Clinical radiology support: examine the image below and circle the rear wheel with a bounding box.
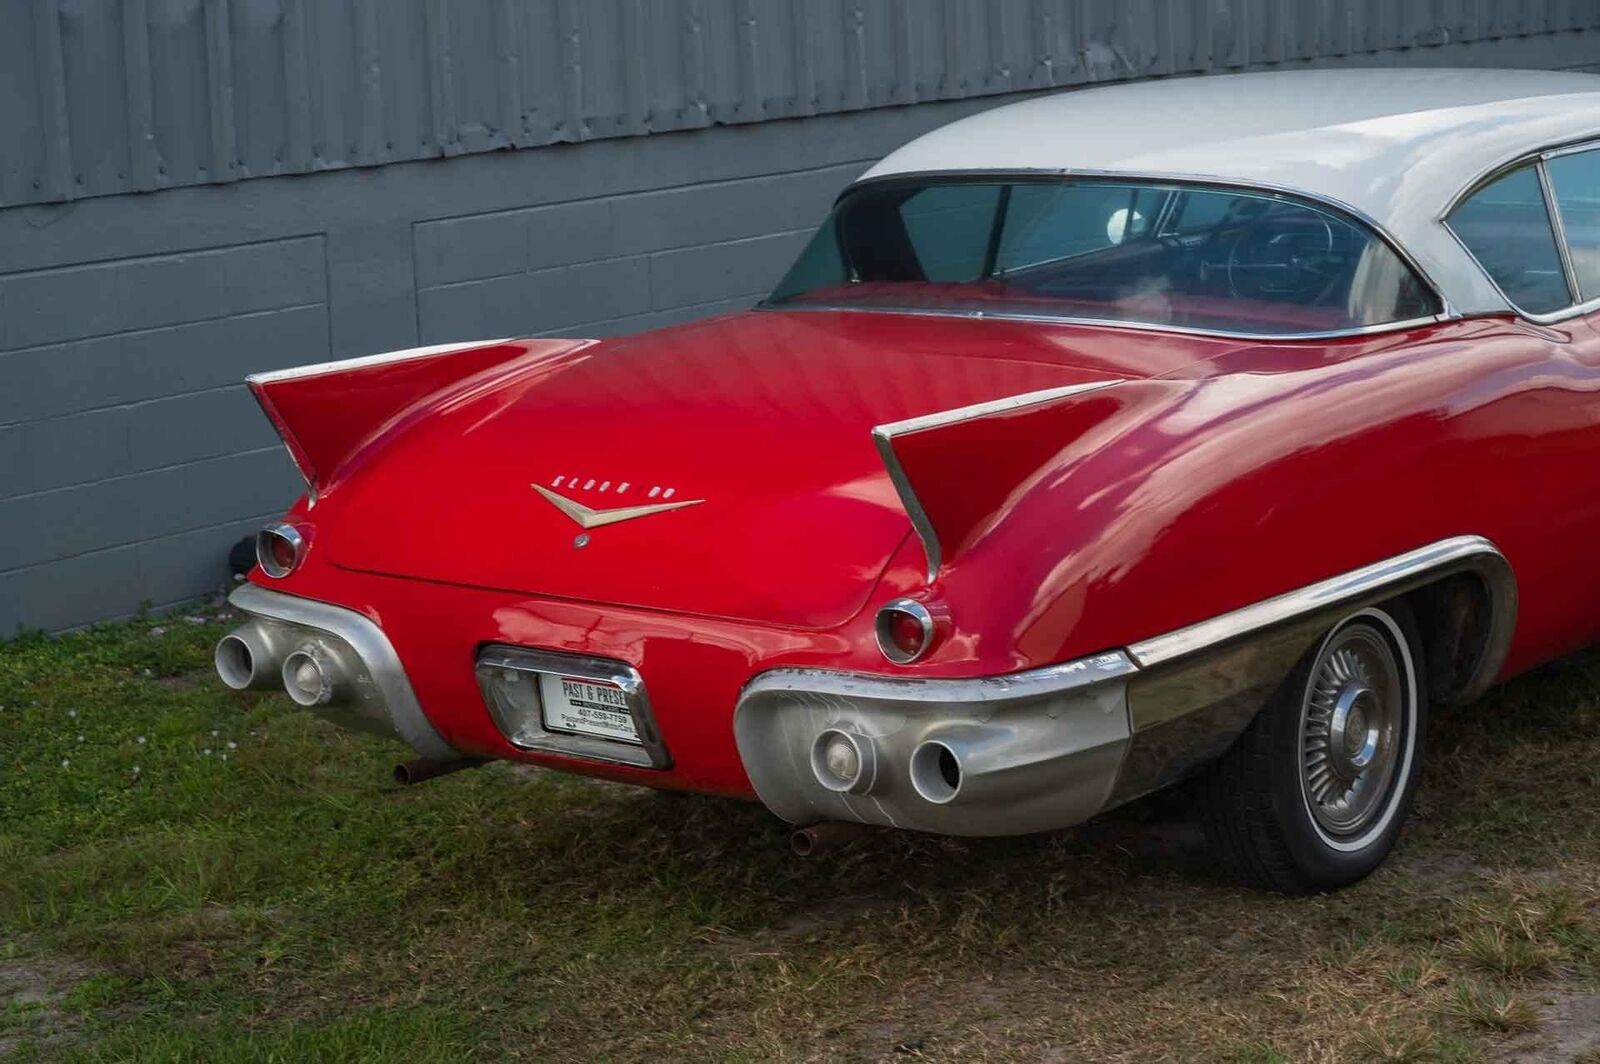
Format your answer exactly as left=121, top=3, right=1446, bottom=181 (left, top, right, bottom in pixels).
left=1198, top=603, right=1426, bottom=893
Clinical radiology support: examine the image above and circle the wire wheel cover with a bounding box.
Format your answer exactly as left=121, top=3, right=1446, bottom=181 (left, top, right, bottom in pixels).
left=1299, top=622, right=1407, bottom=839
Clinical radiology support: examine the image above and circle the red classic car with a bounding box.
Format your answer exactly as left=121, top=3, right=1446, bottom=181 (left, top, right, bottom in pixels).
left=215, top=68, right=1600, bottom=893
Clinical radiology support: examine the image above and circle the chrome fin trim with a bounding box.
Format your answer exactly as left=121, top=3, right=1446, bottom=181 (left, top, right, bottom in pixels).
left=870, top=379, right=1124, bottom=582
left=246, top=338, right=517, bottom=386
left=228, top=583, right=455, bottom=761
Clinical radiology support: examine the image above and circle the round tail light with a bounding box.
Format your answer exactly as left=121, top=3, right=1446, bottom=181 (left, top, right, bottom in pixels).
left=875, top=598, right=938, bottom=664
left=255, top=523, right=306, bottom=579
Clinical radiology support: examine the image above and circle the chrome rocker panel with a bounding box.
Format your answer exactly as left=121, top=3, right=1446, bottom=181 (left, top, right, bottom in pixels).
left=226, top=583, right=456, bottom=761
left=734, top=535, right=1515, bottom=836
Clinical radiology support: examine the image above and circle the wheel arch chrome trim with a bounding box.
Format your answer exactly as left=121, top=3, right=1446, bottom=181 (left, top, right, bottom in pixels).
left=1128, top=534, right=1516, bottom=700
left=228, top=582, right=456, bottom=760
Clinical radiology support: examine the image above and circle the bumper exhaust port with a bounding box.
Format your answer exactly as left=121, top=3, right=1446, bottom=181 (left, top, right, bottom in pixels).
left=810, top=727, right=878, bottom=795
left=214, top=620, right=291, bottom=691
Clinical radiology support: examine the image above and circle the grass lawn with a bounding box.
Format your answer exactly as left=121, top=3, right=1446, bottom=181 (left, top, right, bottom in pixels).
left=2, top=601, right=1598, bottom=1062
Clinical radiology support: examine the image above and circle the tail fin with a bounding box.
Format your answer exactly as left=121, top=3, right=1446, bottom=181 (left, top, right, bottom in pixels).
left=872, top=380, right=1130, bottom=580
left=248, top=337, right=591, bottom=494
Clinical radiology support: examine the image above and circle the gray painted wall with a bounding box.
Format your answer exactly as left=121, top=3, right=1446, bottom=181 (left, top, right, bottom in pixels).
left=3, top=3, right=1599, bottom=633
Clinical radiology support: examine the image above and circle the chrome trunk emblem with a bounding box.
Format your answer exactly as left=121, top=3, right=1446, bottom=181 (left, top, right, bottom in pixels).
left=531, top=484, right=703, bottom=530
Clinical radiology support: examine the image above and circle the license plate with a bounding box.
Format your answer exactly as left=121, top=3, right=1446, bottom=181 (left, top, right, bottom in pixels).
left=539, top=674, right=640, bottom=744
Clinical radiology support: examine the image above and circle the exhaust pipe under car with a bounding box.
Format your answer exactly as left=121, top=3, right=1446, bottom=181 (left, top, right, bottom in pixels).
left=789, top=821, right=873, bottom=856
left=393, top=757, right=486, bottom=786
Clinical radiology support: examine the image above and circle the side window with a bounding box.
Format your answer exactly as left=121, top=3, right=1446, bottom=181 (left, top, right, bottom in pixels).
left=1545, top=148, right=1600, bottom=303
left=1446, top=164, right=1572, bottom=315
left=898, top=185, right=1001, bottom=282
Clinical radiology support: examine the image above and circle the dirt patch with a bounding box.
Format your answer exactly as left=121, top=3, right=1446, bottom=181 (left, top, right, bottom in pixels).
left=1493, top=991, right=1600, bottom=1063
left=0, top=956, right=93, bottom=1057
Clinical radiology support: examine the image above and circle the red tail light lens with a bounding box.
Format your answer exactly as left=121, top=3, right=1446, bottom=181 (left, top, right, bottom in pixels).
left=255, top=523, right=307, bottom=578
left=875, top=598, right=938, bottom=664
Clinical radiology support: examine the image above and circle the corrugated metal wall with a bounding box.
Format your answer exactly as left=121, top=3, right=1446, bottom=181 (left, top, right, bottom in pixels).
left=7, top=0, right=1600, bottom=208
left=3, top=1, right=1599, bottom=633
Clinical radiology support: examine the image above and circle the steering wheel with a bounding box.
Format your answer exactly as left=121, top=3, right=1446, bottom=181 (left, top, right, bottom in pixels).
left=1225, top=214, right=1339, bottom=303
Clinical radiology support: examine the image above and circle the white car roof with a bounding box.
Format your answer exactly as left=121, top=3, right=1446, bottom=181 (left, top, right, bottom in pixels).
left=860, top=68, right=1600, bottom=318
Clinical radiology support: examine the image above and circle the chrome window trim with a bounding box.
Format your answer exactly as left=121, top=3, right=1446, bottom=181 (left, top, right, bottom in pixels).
left=763, top=302, right=1446, bottom=343
left=1536, top=160, right=1582, bottom=305
left=870, top=380, right=1123, bottom=581
left=229, top=583, right=456, bottom=761
left=805, top=167, right=1457, bottom=323
left=475, top=645, right=671, bottom=770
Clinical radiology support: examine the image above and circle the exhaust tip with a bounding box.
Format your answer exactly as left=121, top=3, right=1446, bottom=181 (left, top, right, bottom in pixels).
left=909, top=739, right=963, bottom=804
left=789, top=821, right=870, bottom=857
left=281, top=647, right=335, bottom=707
left=214, top=633, right=258, bottom=690
left=393, top=758, right=487, bottom=786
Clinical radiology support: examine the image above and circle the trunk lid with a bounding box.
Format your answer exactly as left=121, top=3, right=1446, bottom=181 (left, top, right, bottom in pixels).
left=323, top=310, right=1211, bottom=627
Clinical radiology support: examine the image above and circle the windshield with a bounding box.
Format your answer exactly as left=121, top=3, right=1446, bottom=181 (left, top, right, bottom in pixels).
left=767, top=178, right=1440, bottom=336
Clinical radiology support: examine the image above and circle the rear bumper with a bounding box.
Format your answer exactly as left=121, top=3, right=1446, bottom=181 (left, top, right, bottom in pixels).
left=218, top=583, right=456, bottom=761
left=734, top=653, right=1137, bottom=836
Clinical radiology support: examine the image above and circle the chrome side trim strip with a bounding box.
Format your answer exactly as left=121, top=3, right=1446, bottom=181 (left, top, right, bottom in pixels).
left=229, top=583, right=456, bottom=761
left=247, top=338, right=516, bottom=385
left=871, top=379, right=1123, bottom=580
left=1128, top=535, right=1511, bottom=671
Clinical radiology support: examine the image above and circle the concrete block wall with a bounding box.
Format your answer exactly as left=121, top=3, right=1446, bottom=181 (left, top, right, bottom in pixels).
left=0, top=99, right=950, bottom=633
left=3, top=27, right=1600, bottom=632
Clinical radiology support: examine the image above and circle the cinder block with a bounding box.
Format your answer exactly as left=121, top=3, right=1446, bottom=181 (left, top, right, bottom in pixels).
left=415, top=212, right=533, bottom=288
left=416, top=273, right=534, bottom=343
left=610, top=165, right=849, bottom=255
left=134, top=448, right=303, bottom=543
left=0, top=473, right=147, bottom=571
left=0, top=407, right=133, bottom=496
left=0, top=262, right=122, bottom=349
left=128, top=387, right=280, bottom=472
left=0, top=304, right=330, bottom=424
left=526, top=200, right=617, bottom=271
left=118, top=252, right=232, bottom=333
left=525, top=256, right=652, bottom=331
left=223, top=237, right=328, bottom=313
left=136, top=513, right=278, bottom=607
left=648, top=230, right=810, bottom=309
left=0, top=546, right=142, bottom=635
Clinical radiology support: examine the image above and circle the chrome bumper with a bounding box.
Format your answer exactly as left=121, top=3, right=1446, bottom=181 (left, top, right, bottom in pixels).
left=735, top=535, right=1517, bottom=837
left=217, top=584, right=455, bottom=761
left=734, top=653, right=1137, bottom=836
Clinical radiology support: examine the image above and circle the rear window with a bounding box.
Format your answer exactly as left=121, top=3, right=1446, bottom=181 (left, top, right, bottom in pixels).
left=767, top=178, right=1440, bottom=336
